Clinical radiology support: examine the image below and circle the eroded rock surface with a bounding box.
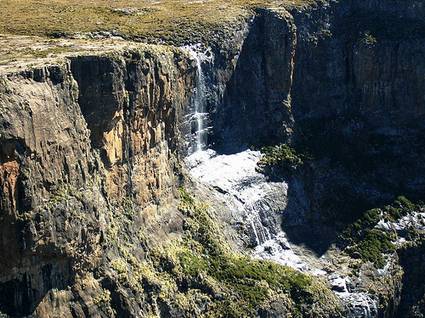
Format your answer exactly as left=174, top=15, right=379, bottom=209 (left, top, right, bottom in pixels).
left=0, top=46, right=195, bottom=316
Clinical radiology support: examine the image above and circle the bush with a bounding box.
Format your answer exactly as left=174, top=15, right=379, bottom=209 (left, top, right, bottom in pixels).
left=350, top=229, right=395, bottom=268
left=258, top=144, right=306, bottom=172
left=343, top=196, right=418, bottom=267
left=361, top=31, right=378, bottom=46
left=386, top=196, right=417, bottom=221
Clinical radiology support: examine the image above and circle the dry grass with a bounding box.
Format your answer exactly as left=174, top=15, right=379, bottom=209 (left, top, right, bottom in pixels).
left=0, top=0, right=314, bottom=69
left=0, top=0, right=313, bottom=44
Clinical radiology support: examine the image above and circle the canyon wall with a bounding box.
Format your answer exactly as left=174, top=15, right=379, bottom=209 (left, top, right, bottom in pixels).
left=1, top=0, right=425, bottom=316
left=208, top=1, right=425, bottom=316
left=0, top=48, right=194, bottom=316
left=288, top=0, right=425, bottom=225
left=211, top=8, right=296, bottom=151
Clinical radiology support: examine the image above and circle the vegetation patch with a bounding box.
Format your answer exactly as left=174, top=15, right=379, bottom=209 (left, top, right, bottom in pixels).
left=105, top=188, right=341, bottom=317
left=342, top=196, right=420, bottom=267
left=349, top=230, right=395, bottom=268
left=360, top=31, right=377, bottom=46
left=173, top=188, right=341, bottom=317
left=258, top=143, right=308, bottom=173
left=0, top=0, right=314, bottom=47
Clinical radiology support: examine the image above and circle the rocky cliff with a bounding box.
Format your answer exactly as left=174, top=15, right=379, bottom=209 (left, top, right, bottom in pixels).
left=1, top=0, right=425, bottom=317
left=0, top=46, right=196, bottom=316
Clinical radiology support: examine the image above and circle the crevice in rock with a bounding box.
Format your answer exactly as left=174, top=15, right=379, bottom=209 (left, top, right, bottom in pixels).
left=0, top=258, right=73, bottom=317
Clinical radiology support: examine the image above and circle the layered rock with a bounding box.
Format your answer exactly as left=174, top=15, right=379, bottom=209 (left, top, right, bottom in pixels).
left=0, top=47, right=194, bottom=316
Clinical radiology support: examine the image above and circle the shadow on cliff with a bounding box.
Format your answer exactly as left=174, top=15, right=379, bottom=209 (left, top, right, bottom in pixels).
left=210, top=8, right=294, bottom=155
left=396, top=240, right=425, bottom=317
left=208, top=8, right=338, bottom=255
left=275, top=114, right=425, bottom=256
left=265, top=169, right=341, bottom=256
left=0, top=254, right=73, bottom=317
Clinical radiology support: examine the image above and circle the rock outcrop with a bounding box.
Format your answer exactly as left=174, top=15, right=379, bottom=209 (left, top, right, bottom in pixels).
left=0, top=47, right=194, bottom=316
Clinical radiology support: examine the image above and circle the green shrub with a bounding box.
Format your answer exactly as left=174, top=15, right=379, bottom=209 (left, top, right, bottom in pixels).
left=350, top=230, right=395, bottom=268
left=386, top=196, right=417, bottom=221
left=258, top=144, right=306, bottom=172
left=343, top=196, right=419, bottom=267
left=361, top=31, right=378, bottom=46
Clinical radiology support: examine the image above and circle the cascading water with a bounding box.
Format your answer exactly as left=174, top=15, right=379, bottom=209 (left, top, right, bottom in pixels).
left=183, top=44, right=380, bottom=318
left=183, top=44, right=212, bottom=154
left=184, top=45, right=291, bottom=250
left=187, top=149, right=287, bottom=247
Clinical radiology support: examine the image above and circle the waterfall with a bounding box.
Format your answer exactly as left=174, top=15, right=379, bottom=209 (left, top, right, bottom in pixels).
left=187, top=149, right=285, bottom=245
left=183, top=46, right=383, bottom=318
left=187, top=147, right=381, bottom=317
left=192, top=53, right=207, bottom=152
left=183, top=52, right=381, bottom=318
left=183, top=44, right=212, bottom=154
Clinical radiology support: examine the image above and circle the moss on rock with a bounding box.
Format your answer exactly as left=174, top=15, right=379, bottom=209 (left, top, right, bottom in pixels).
left=105, top=188, right=342, bottom=317
left=342, top=196, right=420, bottom=267
left=258, top=144, right=308, bottom=173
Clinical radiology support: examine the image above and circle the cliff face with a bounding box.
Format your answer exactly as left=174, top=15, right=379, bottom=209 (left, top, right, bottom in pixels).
left=284, top=2, right=425, bottom=314
left=1, top=0, right=425, bottom=317
left=0, top=63, right=98, bottom=316
left=211, top=8, right=296, bottom=151
left=206, top=1, right=425, bottom=316
left=397, top=241, right=425, bottom=317
left=285, top=0, right=425, bottom=228
left=70, top=51, right=193, bottom=206
left=0, top=48, right=194, bottom=316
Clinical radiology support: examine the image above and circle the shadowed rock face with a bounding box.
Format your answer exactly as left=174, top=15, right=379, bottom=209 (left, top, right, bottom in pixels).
left=288, top=0, right=425, bottom=229
left=209, top=0, right=425, bottom=231
left=0, top=1, right=425, bottom=317
left=211, top=8, right=296, bottom=152
left=397, top=241, right=425, bottom=318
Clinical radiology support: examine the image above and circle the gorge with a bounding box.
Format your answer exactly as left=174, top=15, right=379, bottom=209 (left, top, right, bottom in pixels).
left=1, top=0, right=425, bottom=317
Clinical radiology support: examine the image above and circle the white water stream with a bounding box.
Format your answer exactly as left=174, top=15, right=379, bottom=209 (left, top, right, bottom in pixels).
left=184, top=45, right=381, bottom=318
left=183, top=44, right=212, bottom=153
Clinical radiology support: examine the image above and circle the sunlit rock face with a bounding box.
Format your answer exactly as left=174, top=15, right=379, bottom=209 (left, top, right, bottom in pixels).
left=0, top=48, right=195, bottom=316
left=70, top=52, right=194, bottom=206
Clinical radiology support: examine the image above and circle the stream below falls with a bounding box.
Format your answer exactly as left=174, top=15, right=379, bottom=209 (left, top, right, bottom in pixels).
left=183, top=45, right=380, bottom=318
left=185, top=148, right=379, bottom=318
